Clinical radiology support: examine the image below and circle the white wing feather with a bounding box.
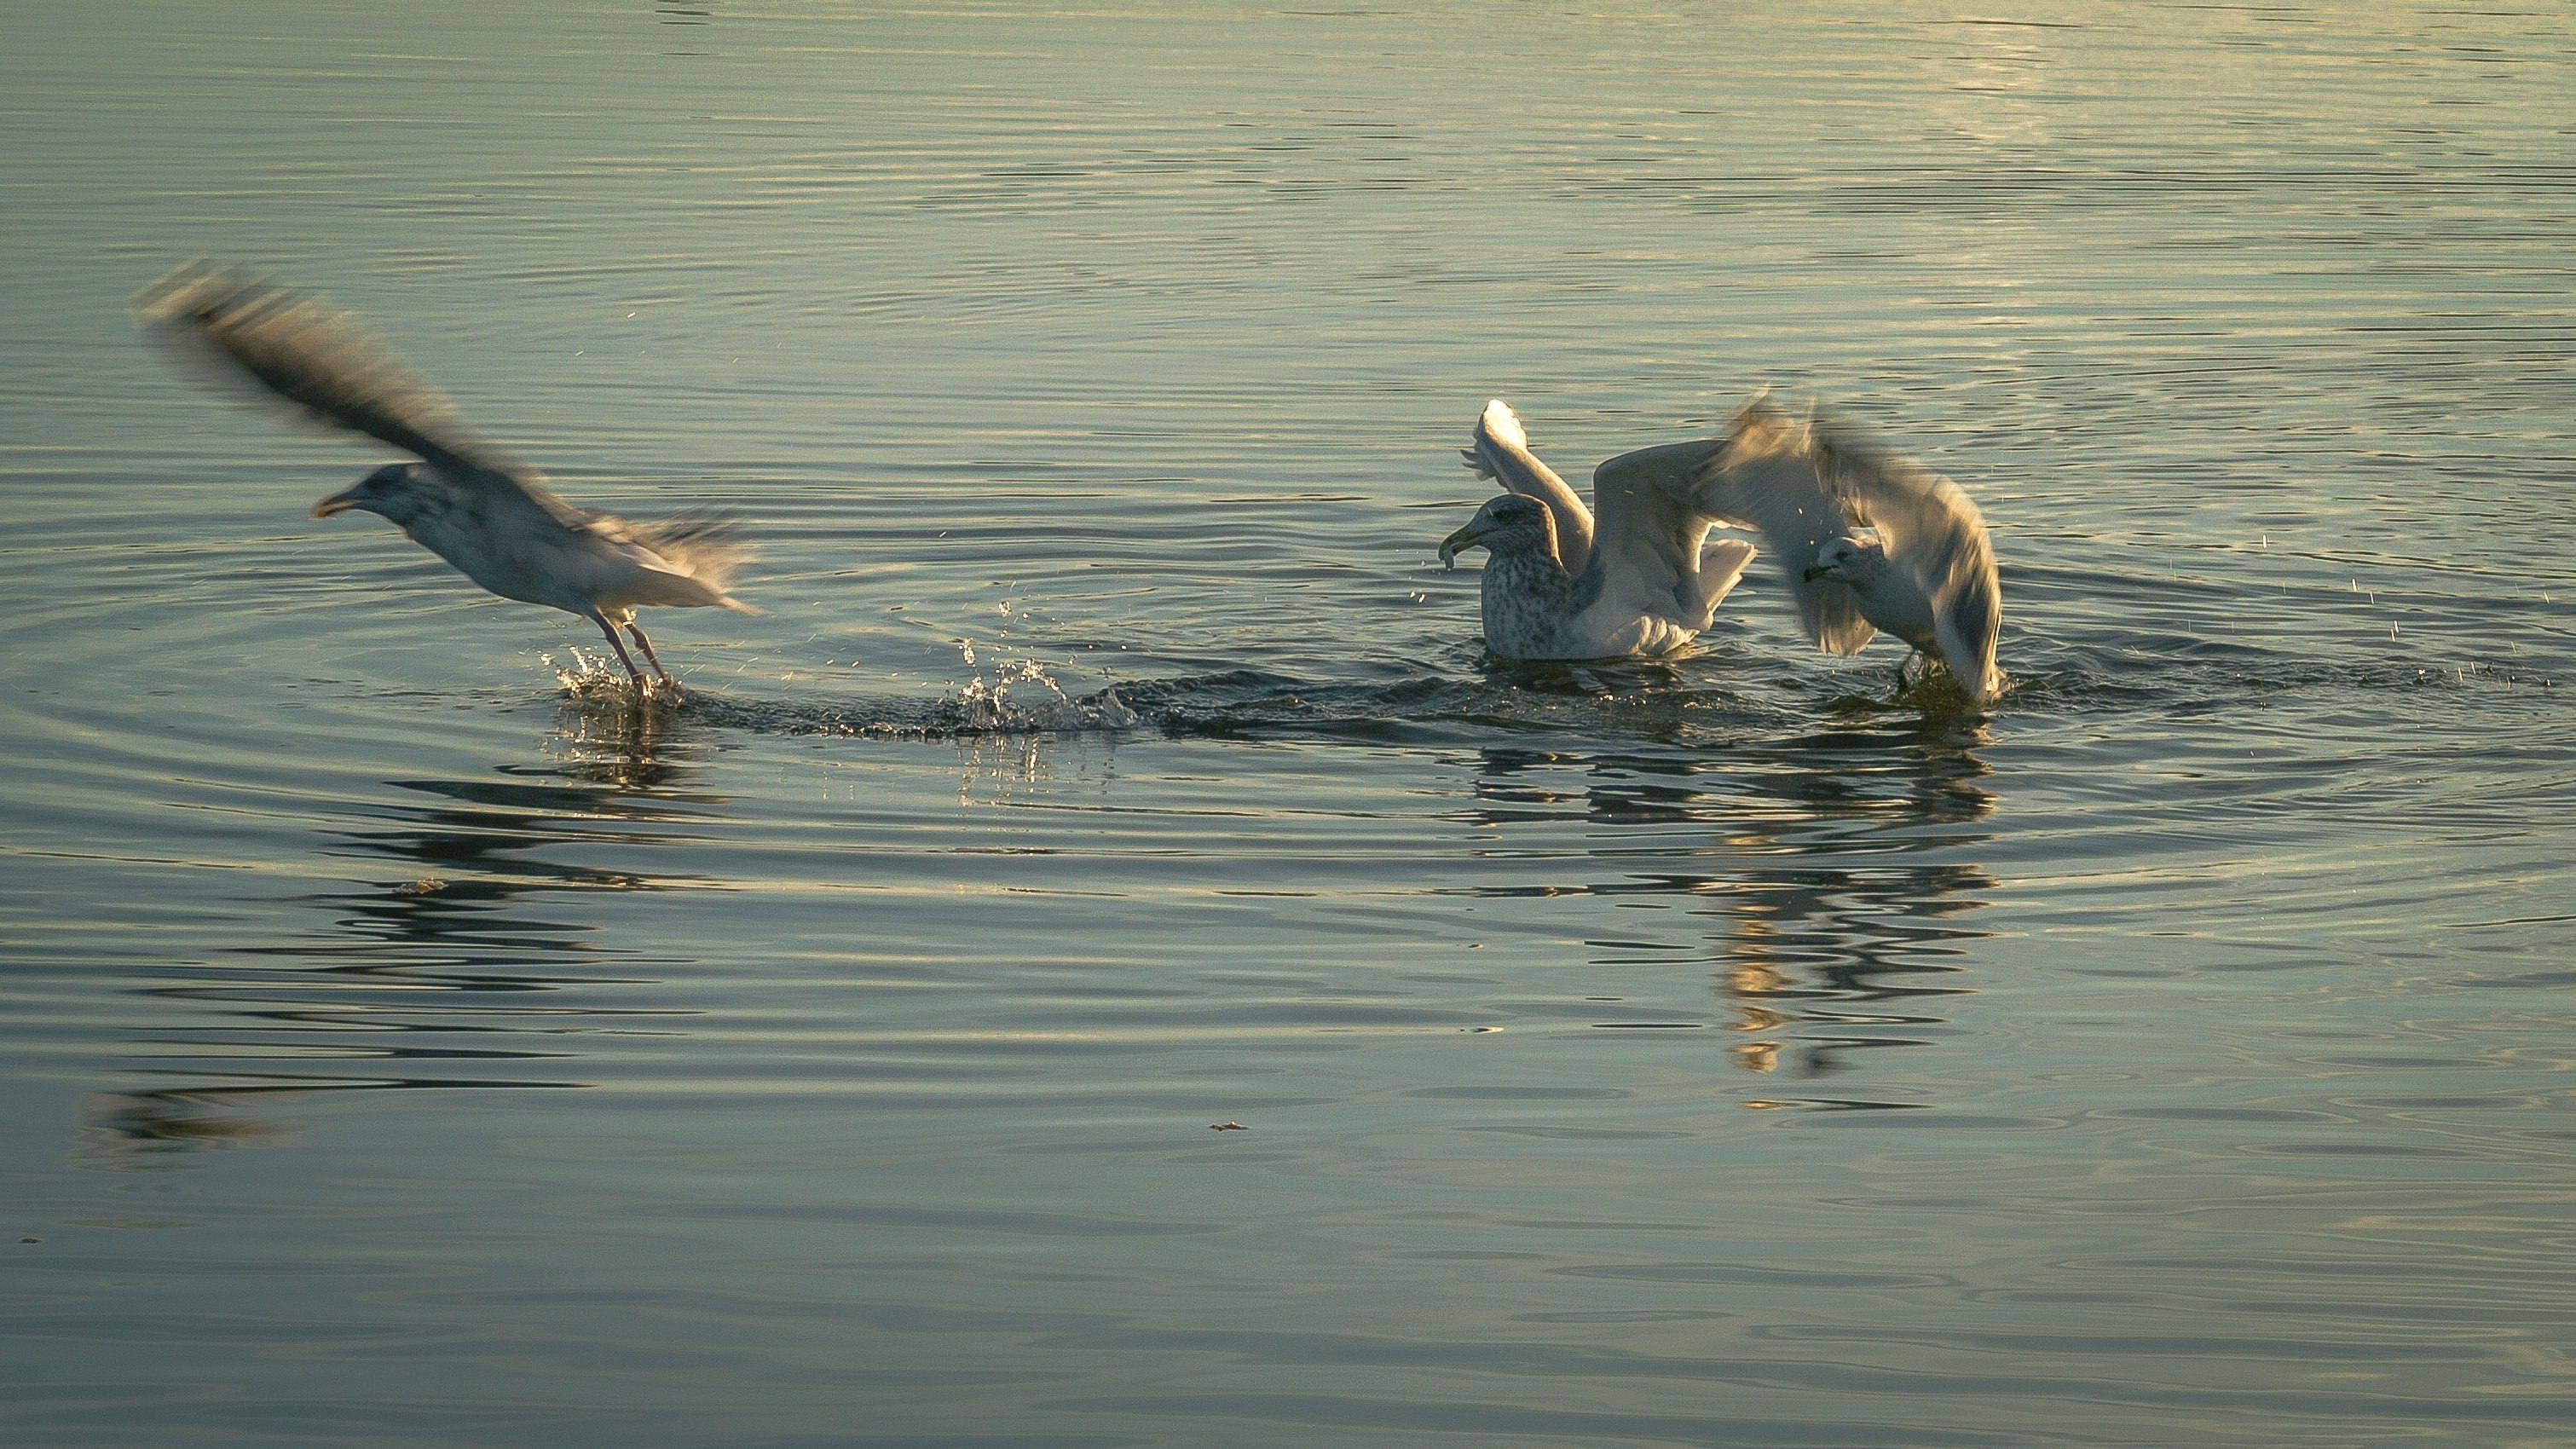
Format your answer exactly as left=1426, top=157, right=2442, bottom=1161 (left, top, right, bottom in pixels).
left=1808, top=413, right=2001, bottom=697
left=1462, top=400, right=1595, bottom=578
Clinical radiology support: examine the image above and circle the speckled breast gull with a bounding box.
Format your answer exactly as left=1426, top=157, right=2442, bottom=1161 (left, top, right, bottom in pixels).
left=1439, top=400, right=1758, bottom=660
left=135, top=262, right=754, bottom=698
left=1441, top=395, right=2001, bottom=701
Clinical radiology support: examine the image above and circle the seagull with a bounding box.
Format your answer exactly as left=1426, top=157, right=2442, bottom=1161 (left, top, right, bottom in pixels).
left=1713, top=394, right=2001, bottom=702
left=1441, top=395, right=2001, bottom=701
left=1438, top=400, right=1758, bottom=660
left=134, top=262, right=754, bottom=697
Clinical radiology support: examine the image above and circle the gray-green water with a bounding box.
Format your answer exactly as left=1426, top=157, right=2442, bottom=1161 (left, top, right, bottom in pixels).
left=6, top=3, right=2574, bottom=1444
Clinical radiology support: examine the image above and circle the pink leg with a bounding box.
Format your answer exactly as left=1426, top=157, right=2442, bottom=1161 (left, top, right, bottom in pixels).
left=624, top=621, right=684, bottom=696
left=592, top=615, right=648, bottom=691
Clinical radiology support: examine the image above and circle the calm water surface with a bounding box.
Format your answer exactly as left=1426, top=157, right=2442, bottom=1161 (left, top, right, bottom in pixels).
left=5, top=3, right=2574, bottom=1444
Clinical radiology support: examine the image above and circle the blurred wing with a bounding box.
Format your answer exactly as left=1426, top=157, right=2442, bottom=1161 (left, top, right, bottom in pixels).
left=134, top=261, right=587, bottom=532
left=1809, top=411, right=2001, bottom=696
left=619, top=508, right=759, bottom=610
left=1585, top=436, right=1727, bottom=626
left=1684, top=395, right=1875, bottom=655
left=1462, top=400, right=1594, bottom=577
left=1933, top=572, right=2001, bottom=701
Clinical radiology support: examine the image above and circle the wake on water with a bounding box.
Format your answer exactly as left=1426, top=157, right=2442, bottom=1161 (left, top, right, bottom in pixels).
left=551, top=646, right=1144, bottom=737
left=541, top=590, right=2557, bottom=753
left=543, top=643, right=1978, bottom=754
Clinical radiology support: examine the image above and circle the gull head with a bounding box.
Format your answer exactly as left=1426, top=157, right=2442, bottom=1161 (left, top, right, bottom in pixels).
left=1440, top=494, right=1556, bottom=569
left=314, top=462, right=439, bottom=526
left=1802, top=536, right=1886, bottom=586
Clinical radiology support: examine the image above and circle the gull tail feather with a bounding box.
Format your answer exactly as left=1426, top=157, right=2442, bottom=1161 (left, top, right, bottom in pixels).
left=628, top=509, right=761, bottom=612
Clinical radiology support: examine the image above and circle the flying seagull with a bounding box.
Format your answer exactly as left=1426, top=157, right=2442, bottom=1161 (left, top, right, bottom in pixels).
left=134, top=262, right=754, bottom=697
left=1440, top=395, right=2001, bottom=701
left=1438, top=400, right=1758, bottom=660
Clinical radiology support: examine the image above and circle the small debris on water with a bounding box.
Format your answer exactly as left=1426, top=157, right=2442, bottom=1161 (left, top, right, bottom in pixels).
left=396, top=879, right=447, bottom=897
left=1209, top=1121, right=1247, bottom=1132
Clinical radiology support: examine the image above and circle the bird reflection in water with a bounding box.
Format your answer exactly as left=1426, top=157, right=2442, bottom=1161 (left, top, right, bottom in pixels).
left=1464, top=705, right=1995, bottom=1099
left=75, top=1087, right=297, bottom=1166
left=545, top=683, right=704, bottom=791
left=78, top=698, right=726, bottom=1164
left=952, top=727, right=1121, bottom=811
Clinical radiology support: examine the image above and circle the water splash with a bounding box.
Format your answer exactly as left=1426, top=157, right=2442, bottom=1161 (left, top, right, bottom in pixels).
left=546, top=648, right=684, bottom=707
left=610, top=654, right=1142, bottom=742
left=950, top=656, right=1139, bottom=732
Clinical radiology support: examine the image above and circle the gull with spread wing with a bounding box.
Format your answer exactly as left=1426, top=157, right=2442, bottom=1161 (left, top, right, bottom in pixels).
left=136, top=262, right=754, bottom=697
left=1438, top=395, right=2001, bottom=702
left=1438, top=400, right=1758, bottom=661
left=1709, top=394, right=2001, bottom=702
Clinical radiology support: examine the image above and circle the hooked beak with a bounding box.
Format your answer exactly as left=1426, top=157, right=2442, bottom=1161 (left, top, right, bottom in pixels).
left=1439, top=522, right=1492, bottom=570
left=1801, top=563, right=1834, bottom=582
left=312, top=486, right=363, bottom=519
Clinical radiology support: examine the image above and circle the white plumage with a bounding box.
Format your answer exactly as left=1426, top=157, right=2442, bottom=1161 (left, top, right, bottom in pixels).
left=1715, top=395, right=2003, bottom=702
left=1441, top=395, right=2003, bottom=701
left=1440, top=401, right=1757, bottom=661
left=136, top=262, right=754, bottom=697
